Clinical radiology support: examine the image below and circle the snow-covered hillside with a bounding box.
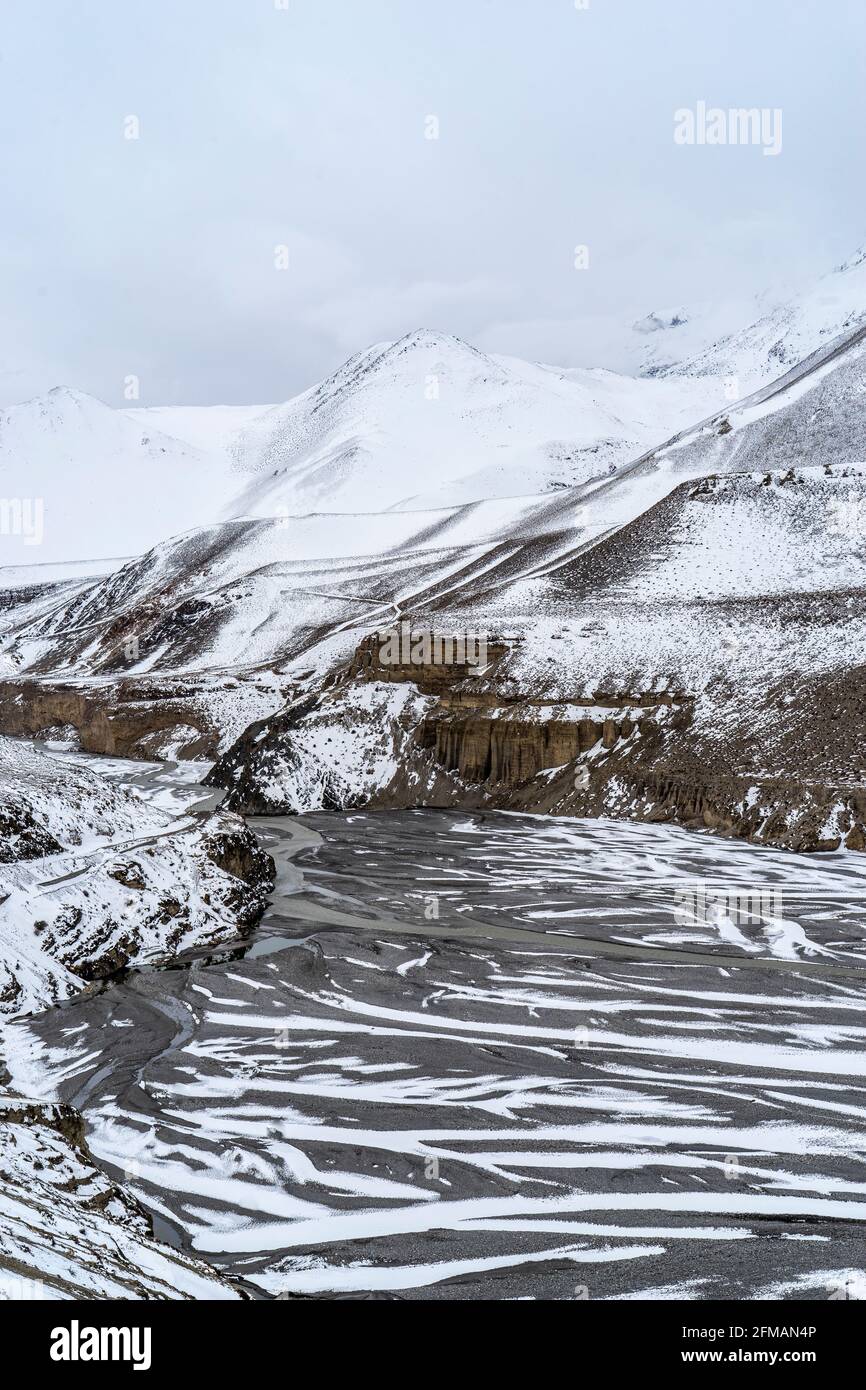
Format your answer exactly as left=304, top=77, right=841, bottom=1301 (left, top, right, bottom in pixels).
left=4, top=239, right=866, bottom=744
left=125, top=403, right=273, bottom=456
left=0, top=338, right=723, bottom=568
left=0, top=1098, right=242, bottom=1300
left=5, top=241, right=866, bottom=576
left=6, top=313, right=866, bottom=687
left=670, top=246, right=866, bottom=392
left=223, top=330, right=723, bottom=516
left=0, top=388, right=242, bottom=566
left=0, top=737, right=273, bottom=1015
left=627, top=320, right=866, bottom=488
left=627, top=295, right=774, bottom=379
left=0, top=497, right=552, bottom=677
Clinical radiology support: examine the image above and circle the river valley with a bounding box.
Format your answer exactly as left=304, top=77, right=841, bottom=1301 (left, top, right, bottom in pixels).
left=5, top=746, right=866, bottom=1301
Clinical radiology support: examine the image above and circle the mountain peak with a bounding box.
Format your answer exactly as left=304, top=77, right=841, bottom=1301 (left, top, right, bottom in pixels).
left=4, top=385, right=115, bottom=424
left=371, top=329, right=492, bottom=369
left=632, top=309, right=690, bottom=337
left=834, top=244, right=866, bottom=275
left=387, top=328, right=478, bottom=354
left=46, top=384, right=90, bottom=400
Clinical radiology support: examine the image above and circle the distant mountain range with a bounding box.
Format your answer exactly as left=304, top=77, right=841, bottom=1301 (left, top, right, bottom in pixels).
left=3, top=240, right=864, bottom=569
left=627, top=244, right=866, bottom=387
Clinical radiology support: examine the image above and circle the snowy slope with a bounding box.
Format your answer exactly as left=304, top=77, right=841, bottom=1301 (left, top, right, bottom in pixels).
left=0, top=343, right=723, bottom=567
left=0, top=1100, right=241, bottom=1300
left=0, top=557, right=124, bottom=591
left=625, top=321, right=866, bottom=488
left=626, top=295, right=776, bottom=379
left=0, top=736, right=272, bottom=1015
left=0, top=495, right=557, bottom=677
left=224, top=330, right=723, bottom=517
left=8, top=315, right=866, bottom=686
left=5, top=243, right=866, bottom=690
left=0, top=558, right=128, bottom=656
left=556, top=464, right=866, bottom=610
left=0, top=388, right=242, bottom=566
left=125, top=402, right=273, bottom=455
left=4, top=242, right=865, bottom=575
left=672, top=246, right=866, bottom=392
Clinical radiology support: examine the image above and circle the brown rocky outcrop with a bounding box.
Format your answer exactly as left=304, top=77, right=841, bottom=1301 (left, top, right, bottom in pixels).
left=0, top=801, right=64, bottom=862
left=0, top=677, right=218, bottom=758
left=198, top=812, right=277, bottom=925
left=0, top=1099, right=87, bottom=1151
left=207, top=625, right=866, bottom=855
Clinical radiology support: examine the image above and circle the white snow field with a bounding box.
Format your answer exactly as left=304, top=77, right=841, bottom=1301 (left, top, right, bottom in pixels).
left=0, top=333, right=722, bottom=565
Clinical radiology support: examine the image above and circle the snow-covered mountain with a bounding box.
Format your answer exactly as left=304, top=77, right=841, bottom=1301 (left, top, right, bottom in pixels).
left=669, top=246, right=866, bottom=392
left=627, top=296, right=772, bottom=379
left=5, top=241, right=866, bottom=575
left=223, top=330, right=723, bottom=517
left=4, top=240, right=866, bottom=696
left=0, top=388, right=246, bottom=565
left=7, top=284, right=866, bottom=686
left=0, top=339, right=722, bottom=569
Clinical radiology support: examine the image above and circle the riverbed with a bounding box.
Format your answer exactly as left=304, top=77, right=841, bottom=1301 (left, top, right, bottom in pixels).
left=7, top=748, right=866, bottom=1300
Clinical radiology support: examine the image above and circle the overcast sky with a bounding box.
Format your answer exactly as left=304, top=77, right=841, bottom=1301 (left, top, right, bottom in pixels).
left=1, top=0, right=864, bottom=407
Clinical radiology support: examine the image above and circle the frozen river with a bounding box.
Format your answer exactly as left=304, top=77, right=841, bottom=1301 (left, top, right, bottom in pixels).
left=8, top=750, right=866, bottom=1300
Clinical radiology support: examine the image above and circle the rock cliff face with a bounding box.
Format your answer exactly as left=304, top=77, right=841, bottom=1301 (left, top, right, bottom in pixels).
left=196, top=813, right=277, bottom=920
left=415, top=695, right=685, bottom=785
left=3, top=458, right=865, bottom=855
left=209, top=624, right=866, bottom=855
left=0, top=677, right=215, bottom=757
left=0, top=675, right=286, bottom=760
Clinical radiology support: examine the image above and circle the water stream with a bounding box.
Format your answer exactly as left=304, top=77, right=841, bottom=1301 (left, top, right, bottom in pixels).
left=7, top=746, right=866, bottom=1300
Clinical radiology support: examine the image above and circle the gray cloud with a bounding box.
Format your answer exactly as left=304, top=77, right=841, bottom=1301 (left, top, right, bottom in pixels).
left=0, top=0, right=863, bottom=406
